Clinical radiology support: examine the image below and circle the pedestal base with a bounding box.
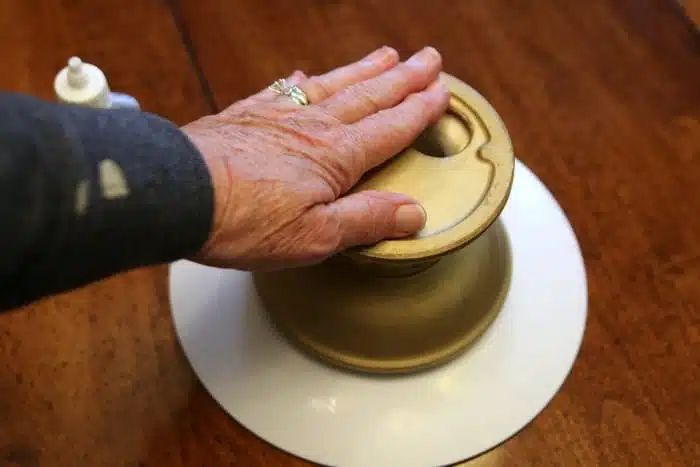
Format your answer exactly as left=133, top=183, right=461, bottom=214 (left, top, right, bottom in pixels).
left=254, top=216, right=511, bottom=374
left=169, top=160, right=588, bottom=467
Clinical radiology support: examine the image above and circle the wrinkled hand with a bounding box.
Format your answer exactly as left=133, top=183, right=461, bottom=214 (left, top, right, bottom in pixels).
left=183, top=46, right=449, bottom=270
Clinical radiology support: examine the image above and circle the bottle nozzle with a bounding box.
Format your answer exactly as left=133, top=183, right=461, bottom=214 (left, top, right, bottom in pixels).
left=66, top=56, right=88, bottom=88
left=55, top=55, right=139, bottom=110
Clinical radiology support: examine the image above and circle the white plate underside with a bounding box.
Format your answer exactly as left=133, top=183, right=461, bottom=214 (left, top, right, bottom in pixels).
left=169, top=160, right=588, bottom=467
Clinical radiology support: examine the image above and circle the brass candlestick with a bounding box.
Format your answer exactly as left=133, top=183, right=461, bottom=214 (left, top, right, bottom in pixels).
left=254, top=73, right=515, bottom=374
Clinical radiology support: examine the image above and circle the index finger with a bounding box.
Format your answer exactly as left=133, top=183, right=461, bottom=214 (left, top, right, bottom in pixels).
left=348, top=78, right=450, bottom=173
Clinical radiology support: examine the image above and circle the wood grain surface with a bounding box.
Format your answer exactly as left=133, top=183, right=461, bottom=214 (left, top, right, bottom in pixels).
left=681, top=0, right=700, bottom=26
left=1, top=0, right=699, bottom=466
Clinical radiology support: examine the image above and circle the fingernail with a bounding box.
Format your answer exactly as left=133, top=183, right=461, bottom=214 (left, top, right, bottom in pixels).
left=394, top=204, right=427, bottom=235
left=366, top=46, right=396, bottom=62
left=431, top=79, right=450, bottom=98
left=407, top=46, right=439, bottom=66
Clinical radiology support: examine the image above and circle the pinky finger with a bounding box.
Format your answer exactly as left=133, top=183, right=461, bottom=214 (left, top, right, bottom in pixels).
left=348, top=79, right=450, bottom=173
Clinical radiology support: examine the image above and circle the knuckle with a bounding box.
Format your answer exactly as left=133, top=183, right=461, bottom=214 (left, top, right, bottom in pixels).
left=328, top=126, right=358, bottom=155
left=324, top=128, right=364, bottom=183
left=307, top=75, right=332, bottom=101
left=278, top=211, right=343, bottom=263
left=345, top=83, right=381, bottom=114
left=311, top=214, right=344, bottom=256
left=361, top=196, right=386, bottom=242
left=339, top=127, right=367, bottom=163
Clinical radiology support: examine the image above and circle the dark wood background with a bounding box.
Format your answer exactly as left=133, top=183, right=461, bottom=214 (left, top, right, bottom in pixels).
left=1, top=1, right=698, bottom=466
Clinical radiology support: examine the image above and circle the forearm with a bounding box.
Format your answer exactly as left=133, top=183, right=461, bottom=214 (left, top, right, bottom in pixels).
left=0, top=92, right=214, bottom=311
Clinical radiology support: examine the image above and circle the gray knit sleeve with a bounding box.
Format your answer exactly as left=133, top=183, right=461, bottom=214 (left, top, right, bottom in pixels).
left=0, top=92, right=214, bottom=311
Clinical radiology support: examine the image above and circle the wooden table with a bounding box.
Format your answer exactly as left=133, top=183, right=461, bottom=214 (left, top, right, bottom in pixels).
left=1, top=1, right=698, bottom=465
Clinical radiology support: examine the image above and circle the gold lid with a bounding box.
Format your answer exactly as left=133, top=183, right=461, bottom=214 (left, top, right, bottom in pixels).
left=347, top=72, right=515, bottom=263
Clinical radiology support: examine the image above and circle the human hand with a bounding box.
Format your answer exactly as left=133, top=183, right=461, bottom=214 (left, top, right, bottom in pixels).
left=183, top=46, right=449, bottom=271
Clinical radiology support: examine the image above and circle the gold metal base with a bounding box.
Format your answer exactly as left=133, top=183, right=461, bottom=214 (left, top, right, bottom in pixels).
left=254, top=219, right=512, bottom=374
left=255, top=73, right=515, bottom=375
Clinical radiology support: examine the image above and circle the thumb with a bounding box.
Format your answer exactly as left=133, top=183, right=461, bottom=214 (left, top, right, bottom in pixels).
left=325, top=190, right=427, bottom=250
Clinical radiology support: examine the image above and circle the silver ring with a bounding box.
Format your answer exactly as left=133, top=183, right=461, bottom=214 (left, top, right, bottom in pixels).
left=268, top=78, right=309, bottom=106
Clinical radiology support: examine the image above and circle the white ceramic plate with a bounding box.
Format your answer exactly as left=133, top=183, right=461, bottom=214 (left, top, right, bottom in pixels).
left=169, top=160, right=588, bottom=467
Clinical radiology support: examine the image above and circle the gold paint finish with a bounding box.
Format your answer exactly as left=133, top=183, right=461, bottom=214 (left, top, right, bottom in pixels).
left=412, top=110, right=471, bottom=157
left=346, top=72, right=515, bottom=264
left=255, top=220, right=511, bottom=373
left=256, top=73, right=516, bottom=374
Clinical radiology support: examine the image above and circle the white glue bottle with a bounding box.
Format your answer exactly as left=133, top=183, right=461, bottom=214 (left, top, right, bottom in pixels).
left=53, top=56, right=141, bottom=110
